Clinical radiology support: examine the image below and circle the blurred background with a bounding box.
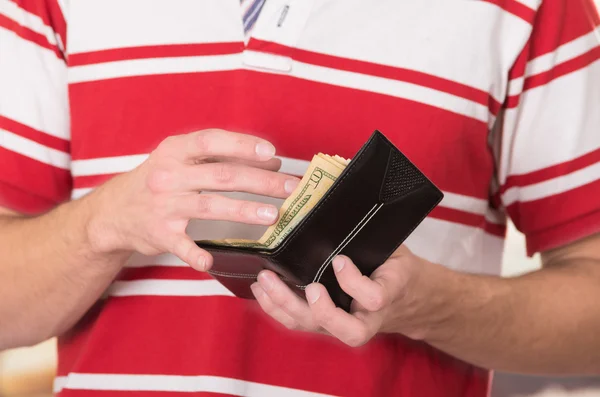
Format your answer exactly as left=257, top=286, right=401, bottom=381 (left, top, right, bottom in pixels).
left=1, top=0, right=599, bottom=395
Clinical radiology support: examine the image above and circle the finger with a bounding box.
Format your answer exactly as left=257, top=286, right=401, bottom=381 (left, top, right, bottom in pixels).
left=201, top=157, right=282, bottom=172
left=170, top=235, right=213, bottom=272
left=181, top=162, right=300, bottom=198
left=251, top=283, right=301, bottom=330
left=159, top=129, right=278, bottom=162
left=305, top=283, right=378, bottom=347
left=257, top=270, right=319, bottom=330
left=177, top=194, right=280, bottom=225
left=331, top=256, right=390, bottom=312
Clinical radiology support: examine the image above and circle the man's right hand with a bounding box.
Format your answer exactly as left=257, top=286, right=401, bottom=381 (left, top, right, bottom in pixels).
left=85, top=129, right=300, bottom=271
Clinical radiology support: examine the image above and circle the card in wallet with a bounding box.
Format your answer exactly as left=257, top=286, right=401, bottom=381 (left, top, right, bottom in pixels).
left=196, top=130, right=443, bottom=312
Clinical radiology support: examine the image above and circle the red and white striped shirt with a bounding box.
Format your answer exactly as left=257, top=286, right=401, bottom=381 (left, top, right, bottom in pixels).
left=1, top=0, right=599, bottom=396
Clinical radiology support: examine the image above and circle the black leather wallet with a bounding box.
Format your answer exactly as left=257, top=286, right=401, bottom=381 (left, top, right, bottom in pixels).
left=196, top=131, right=443, bottom=311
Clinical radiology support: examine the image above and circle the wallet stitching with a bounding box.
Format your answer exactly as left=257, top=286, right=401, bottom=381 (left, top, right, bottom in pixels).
left=208, top=270, right=305, bottom=289
left=312, top=202, right=383, bottom=283
left=312, top=203, right=379, bottom=282
left=208, top=270, right=257, bottom=280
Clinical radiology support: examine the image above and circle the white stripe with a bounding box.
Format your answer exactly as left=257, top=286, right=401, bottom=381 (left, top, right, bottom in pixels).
left=498, top=62, right=600, bottom=180
left=53, top=374, right=335, bottom=396
left=278, top=156, right=310, bottom=176
left=107, top=279, right=234, bottom=297
left=71, top=187, right=92, bottom=200
left=511, top=0, right=539, bottom=9
left=522, top=27, right=600, bottom=79
left=507, top=76, right=524, bottom=97
left=286, top=56, right=490, bottom=123
left=1, top=129, right=70, bottom=169
left=67, top=1, right=243, bottom=54
left=405, top=217, right=504, bottom=276
left=502, top=161, right=600, bottom=205
left=440, top=191, right=488, bottom=216
left=68, top=54, right=242, bottom=84
left=54, top=376, right=68, bottom=393
left=0, top=27, right=70, bottom=141
left=71, top=154, right=147, bottom=176
left=0, top=1, right=59, bottom=47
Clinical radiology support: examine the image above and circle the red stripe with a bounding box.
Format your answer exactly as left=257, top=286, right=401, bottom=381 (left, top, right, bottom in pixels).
left=57, top=296, right=489, bottom=397
left=68, top=71, right=494, bottom=199
left=431, top=207, right=507, bottom=237
left=523, top=46, right=600, bottom=91
left=68, top=42, right=245, bottom=66
left=14, top=0, right=67, bottom=48
left=507, top=180, right=600, bottom=239
left=526, top=0, right=599, bottom=61
left=118, top=266, right=209, bottom=281
left=0, top=13, right=63, bottom=60
left=247, top=38, right=502, bottom=115
left=527, top=208, right=600, bottom=255
left=0, top=115, right=70, bottom=152
left=506, top=0, right=598, bottom=84
left=480, top=0, right=536, bottom=24
left=0, top=147, right=71, bottom=204
left=503, top=147, right=600, bottom=190
left=73, top=174, right=118, bottom=189
left=504, top=94, right=520, bottom=109
left=0, top=180, right=56, bottom=214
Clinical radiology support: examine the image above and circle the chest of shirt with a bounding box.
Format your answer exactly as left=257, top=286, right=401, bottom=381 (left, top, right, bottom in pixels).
left=65, top=0, right=533, bottom=199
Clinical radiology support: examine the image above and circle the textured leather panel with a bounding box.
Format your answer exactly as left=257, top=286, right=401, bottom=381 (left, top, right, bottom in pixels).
left=198, top=131, right=443, bottom=311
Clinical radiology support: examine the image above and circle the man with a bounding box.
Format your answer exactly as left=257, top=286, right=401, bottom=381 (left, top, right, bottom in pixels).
left=0, top=0, right=599, bottom=396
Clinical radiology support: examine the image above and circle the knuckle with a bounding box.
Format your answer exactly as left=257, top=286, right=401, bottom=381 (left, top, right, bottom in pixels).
left=283, top=319, right=299, bottom=330
left=195, top=195, right=214, bottom=216
left=146, top=168, right=175, bottom=193
left=157, top=135, right=177, bottom=151
left=230, top=200, right=252, bottom=220
left=345, top=329, right=370, bottom=347
left=315, top=312, right=332, bottom=328
left=211, top=163, right=236, bottom=185
left=195, top=131, right=212, bottom=153
left=262, top=174, right=281, bottom=194
left=368, top=289, right=387, bottom=311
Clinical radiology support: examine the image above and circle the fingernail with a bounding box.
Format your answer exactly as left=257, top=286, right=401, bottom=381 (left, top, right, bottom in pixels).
left=332, top=256, right=345, bottom=273
left=258, top=272, right=274, bottom=291
left=305, top=284, right=320, bottom=304
left=284, top=179, right=300, bottom=194
left=257, top=206, right=278, bottom=221
left=256, top=142, right=276, bottom=159
left=197, top=256, right=207, bottom=271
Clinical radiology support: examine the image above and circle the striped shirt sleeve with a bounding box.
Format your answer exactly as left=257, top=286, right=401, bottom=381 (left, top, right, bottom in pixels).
left=497, top=0, right=600, bottom=255
left=0, top=0, right=71, bottom=214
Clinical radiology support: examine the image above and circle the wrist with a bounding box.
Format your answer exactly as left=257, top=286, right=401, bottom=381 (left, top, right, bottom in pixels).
left=390, top=257, right=465, bottom=342
left=80, top=180, right=129, bottom=257
left=416, top=265, right=509, bottom=345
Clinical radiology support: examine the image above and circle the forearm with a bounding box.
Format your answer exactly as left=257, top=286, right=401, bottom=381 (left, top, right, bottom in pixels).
left=0, top=193, right=130, bottom=349
left=419, top=260, right=600, bottom=375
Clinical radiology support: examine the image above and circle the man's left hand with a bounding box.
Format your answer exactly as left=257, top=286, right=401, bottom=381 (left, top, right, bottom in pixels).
left=251, top=246, right=454, bottom=347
